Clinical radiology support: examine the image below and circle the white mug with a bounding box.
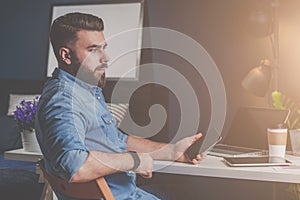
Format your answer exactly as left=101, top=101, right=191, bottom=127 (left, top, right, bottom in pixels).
left=267, top=128, right=288, bottom=158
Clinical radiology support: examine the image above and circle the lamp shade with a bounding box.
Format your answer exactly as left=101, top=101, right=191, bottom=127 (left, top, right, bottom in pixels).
left=242, top=59, right=272, bottom=97
left=247, top=8, right=273, bottom=37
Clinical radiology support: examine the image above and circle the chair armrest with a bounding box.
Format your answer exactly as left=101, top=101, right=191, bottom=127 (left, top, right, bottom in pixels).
left=37, top=159, right=115, bottom=200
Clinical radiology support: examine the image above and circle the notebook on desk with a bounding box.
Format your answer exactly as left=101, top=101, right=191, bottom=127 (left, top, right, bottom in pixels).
left=208, top=106, right=290, bottom=157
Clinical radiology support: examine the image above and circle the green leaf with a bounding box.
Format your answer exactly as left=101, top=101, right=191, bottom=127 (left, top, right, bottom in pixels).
left=272, top=91, right=285, bottom=110
left=271, top=91, right=300, bottom=129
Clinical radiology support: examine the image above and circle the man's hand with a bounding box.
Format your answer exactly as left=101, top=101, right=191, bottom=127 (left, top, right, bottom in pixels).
left=134, top=153, right=153, bottom=178
left=174, top=133, right=204, bottom=164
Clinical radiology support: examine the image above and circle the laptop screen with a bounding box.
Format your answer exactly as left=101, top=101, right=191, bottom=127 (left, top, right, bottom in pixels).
left=223, top=107, right=290, bottom=150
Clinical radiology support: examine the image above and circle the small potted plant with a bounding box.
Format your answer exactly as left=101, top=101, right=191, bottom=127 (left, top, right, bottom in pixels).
left=272, top=91, right=300, bottom=200
left=13, top=96, right=41, bottom=152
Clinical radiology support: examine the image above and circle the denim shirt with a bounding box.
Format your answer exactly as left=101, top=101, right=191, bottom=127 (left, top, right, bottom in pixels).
left=35, top=68, right=159, bottom=200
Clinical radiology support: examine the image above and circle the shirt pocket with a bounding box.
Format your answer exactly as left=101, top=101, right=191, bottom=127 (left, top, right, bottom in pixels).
left=101, top=112, right=115, bottom=126
left=101, top=112, right=119, bottom=142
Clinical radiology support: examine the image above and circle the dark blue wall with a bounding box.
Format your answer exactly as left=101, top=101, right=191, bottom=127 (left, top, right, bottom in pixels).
left=0, top=0, right=51, bottom=80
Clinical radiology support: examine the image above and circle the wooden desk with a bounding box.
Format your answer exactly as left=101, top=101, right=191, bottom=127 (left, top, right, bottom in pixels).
left=5, top=149, right=300, bottom=184
left=153, top=155, right=300, bottom=184
left=152, top=155, right=300, bottom=200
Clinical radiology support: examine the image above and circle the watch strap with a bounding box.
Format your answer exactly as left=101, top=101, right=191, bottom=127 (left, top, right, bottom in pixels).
left=128, top=151, right=140, bottom=171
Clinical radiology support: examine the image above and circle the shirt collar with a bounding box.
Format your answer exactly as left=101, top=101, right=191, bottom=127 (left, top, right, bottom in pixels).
left=52, top=68, right=102, bottom=93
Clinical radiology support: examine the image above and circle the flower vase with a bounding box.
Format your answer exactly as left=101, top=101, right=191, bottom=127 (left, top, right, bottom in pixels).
left=21, top=130, right=41, bottom=152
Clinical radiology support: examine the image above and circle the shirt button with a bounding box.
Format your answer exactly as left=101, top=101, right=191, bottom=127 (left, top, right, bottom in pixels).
left=97, top=96, right=101, bottom=100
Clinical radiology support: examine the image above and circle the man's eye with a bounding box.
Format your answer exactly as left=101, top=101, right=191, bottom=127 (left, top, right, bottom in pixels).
left=90, top=48, right=98, bottom=52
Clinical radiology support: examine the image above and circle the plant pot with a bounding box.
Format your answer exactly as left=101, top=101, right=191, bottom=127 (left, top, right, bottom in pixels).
left=20, top=130, right=41, bottom=153
left=289, top=129, right=300, bottom=156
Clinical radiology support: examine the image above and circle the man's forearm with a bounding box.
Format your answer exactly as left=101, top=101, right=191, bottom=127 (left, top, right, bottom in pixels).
left=126, top=135, right=175, bottom=161
left=70, top=150, right=135, bottom=182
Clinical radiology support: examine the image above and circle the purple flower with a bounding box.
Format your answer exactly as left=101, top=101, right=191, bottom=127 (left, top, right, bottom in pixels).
left=13, top=96, right=39, bottom=132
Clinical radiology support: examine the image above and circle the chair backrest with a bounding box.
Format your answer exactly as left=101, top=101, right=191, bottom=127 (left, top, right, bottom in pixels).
left=37, top=159, right=115, bottom=200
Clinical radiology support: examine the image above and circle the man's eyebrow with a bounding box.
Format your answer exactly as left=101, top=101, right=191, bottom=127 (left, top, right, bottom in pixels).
left=87, top=43, right=108, bottom=49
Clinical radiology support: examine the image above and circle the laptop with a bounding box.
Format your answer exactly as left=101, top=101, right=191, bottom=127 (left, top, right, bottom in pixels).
left=208, top=106, right=290, bottom=157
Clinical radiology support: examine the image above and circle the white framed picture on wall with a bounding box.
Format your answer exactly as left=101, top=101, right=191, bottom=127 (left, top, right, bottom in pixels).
left=47, top=0, right=144, bottom=80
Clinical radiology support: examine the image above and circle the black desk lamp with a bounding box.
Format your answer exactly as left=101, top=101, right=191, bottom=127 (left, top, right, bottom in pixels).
left=242, top=0, right=279, bottom=97
left=242, top=59, right=272, bottom=97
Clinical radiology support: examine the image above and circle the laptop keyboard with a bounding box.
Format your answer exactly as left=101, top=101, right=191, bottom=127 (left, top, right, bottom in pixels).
left=209, top=145, right=268, bottom=156
left=210, top=147, right=243, bottom=155
left=212, top=145, right=255, bottom=152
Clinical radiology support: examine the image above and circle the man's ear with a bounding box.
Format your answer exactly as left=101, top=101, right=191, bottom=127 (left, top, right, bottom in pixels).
left=59, top=47, right=71, bottom=65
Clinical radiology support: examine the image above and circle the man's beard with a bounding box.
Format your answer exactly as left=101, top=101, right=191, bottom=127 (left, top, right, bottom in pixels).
left=98, top=71, right=106, bottom=88
left=75, top=63, right=107, bottom=88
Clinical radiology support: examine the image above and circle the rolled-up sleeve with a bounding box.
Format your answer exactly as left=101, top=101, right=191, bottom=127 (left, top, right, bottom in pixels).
left=58, top=149, right=88, bottom=180
left=37, top=89, right=89, bottom=181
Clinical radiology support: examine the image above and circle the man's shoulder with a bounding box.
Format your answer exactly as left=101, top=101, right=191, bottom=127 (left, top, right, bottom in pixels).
left=43, top=77, right=86, bottom=97
left=42, top=78, right=69, bottom=98
left=41, top=77, right=92, bottom=107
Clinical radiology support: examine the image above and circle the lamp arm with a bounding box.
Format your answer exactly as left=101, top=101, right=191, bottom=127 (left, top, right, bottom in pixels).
left=271, top=0, right=280, bottom=91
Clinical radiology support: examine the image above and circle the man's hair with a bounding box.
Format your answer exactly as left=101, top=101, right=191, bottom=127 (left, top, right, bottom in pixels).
left=50, top=12, right=104, bottom=61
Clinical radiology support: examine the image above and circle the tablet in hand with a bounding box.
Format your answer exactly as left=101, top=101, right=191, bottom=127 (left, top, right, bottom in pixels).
left=185, top=136, right=205, bottom=162
left=185, top=132, right=222, bottom=162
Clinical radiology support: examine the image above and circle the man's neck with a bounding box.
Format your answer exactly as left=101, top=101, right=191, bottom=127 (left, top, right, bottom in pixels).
left=59, top=65, right=78, bottom=77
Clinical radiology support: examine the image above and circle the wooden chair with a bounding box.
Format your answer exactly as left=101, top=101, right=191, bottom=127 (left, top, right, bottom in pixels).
left=37, top=159, right=115, bottom=200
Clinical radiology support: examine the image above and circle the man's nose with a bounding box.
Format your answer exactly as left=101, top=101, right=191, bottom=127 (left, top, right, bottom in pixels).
left=100, top=51, right=109, bottom=64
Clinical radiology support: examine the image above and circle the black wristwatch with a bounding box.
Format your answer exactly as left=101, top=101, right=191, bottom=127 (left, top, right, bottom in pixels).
left=128, top=151, right=140, bottom=171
